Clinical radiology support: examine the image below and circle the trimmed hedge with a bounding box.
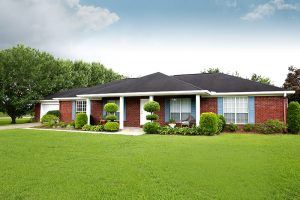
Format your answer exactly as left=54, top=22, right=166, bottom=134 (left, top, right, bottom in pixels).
left=200, top=112, right=220, bottom=135
left=146, top=114, right=159, bottom=121
left=104, top=122, right=119, bottom=132
left=75, top=113, right=88, bottom=129
left=159, top=126, right=202, bottom=135
left=41, top=114, right=59, bottom=127
left=104, top=103, right=119, bottom=113
left=46, top=110, right=61, bottom=118
left=287, top=101, right=300, bottom=134
left=218, top=115, right=226, bottom=132
left=143, top=122, right=160, bottom=134
left=144, top=101, right=160, bottom=113
left=106, top=114, right=117, bottom=121
left=82, top=124, right=104, bottom=132
left=256, top=120, right=286, bottom=134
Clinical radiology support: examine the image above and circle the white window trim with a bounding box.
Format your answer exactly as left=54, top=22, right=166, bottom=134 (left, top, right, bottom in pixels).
left=223, top=96, right=249, bottom=124
left=170, top=98, right=192, bottom=122
left=76, top=100, right=87, bottom=113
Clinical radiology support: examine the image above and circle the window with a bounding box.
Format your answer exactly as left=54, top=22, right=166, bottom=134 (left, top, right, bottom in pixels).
left=76, top=100, right=86, bottom=113
left=223, top=97, right=248, bottom=124
left=107, top=99, right=120, bottom=119
left=170, top=98, right=192, bottom=122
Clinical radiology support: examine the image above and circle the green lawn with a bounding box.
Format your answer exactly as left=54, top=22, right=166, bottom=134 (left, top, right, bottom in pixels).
left=0, top=130, right=299, bottom=200
left=0, top=117, right=32, bottom=126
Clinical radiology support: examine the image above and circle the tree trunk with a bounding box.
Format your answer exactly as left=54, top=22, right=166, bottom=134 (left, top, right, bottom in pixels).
left=11, top=116, right=16, bottom=124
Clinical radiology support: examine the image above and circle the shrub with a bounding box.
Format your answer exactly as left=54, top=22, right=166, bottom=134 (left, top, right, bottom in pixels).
left=82, top=124, right=92, bottom=131
left=104, top=122, right=119, bottom=132
left=143, top=122, right=160, bottom=134
left=256, top=120, right=286, bottom=134
left=104, top=103, right=119, bottom=114
left=200, top=112, right=219, bottom=135
left=144, top=101, right=160, bottom=113
left=90, top=125, right=104, bottom=132
left=57, top=122, right=67, bottom=128
left=46, top=110, right=61, bottom=118
left=218, top=115, right=226, bottom=132
left=244, top=124, right=255, bottom=132
left=287, top=101, right=300, bottom=134
left=226, top=123, right=238, bottom=132
left=41, top=114, right=59, bottom=127
left=169, top=118, right=176, bottom=123
left=106, top=114, right=117, bottom=121
left=66, top=124, right=74, bottom=129
left=75, top=113, right=88, bottom=129
left=158, top=126, right=202, bottom=136
left=146, top=114, right=159, bottom=121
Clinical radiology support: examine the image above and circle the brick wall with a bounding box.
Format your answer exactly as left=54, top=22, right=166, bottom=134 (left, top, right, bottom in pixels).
left=255, top=96, right=286, bottom=123
left=91, top=100, right=102, bottom=124
left=34, top=103, right=40, bottom=122
left=124, top=97, right=140, bottom=127
left=154, top=96, right=165, bottom=126
left=60, top=101, right=73, bottom=122
left=201, top=98, right=217, bottom=114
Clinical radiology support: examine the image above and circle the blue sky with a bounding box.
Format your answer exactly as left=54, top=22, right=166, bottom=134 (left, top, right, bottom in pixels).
left=0, top=0, right=300, bottom=85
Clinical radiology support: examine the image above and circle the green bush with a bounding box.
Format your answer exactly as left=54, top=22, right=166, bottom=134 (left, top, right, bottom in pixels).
left=75, top=113, right=88, bottom=129
left=143, top=122, right=160, bottom=134
left=226, top=123, right=238, bottom=132
left=46, top=110, right=61, bottom=118
left=106, top=114, right=117, bottom=121
left=200, top=112, right=220, bottom=135
left=104, top=122, right=119, bottom=132
left=287, top=101, right=300, bottom=134
left=104, top=103, right=119, bottom=113
left=144, top=101, right=160, bottom=113
left=256, top=120, right=286, bottom=134
left=57, top=122, right=67, bottom=128
left=146, top=114, right=159, bottom=121
left=82, top=124, right=92, bottom=131
left=90, top=125, right=104, bottom=132
left=244, top=124, right=255, bottom=132
left=218, top=115, right=226, bottom=132
left=158, top=126, right=202, bottom=136
left=66, top=124, right=74, bottom=129
left=41, top=114, right=59, bottom=127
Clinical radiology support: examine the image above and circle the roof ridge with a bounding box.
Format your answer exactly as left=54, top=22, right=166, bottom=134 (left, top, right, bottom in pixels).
left=168, top=74, right=203, bottom=90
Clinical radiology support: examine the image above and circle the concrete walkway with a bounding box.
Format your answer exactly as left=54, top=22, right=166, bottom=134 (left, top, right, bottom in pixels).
left=25, top=127, right=144, bottom=136
left=0, top=122, right=41, bottom=131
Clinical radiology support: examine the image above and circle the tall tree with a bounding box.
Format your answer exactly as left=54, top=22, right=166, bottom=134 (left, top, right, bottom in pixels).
left=0, top=45, right=123, bottom=123
left=283, top=66, right=300, bottom=102
left=250, top=73, right=272, bottom=85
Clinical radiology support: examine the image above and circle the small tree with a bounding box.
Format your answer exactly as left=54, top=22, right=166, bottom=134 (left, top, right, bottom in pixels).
left=287, top=101, right=300, bottom=134
left=104, top=103, right=118, bottom=122
left=144, top=101, right=160, bottom=122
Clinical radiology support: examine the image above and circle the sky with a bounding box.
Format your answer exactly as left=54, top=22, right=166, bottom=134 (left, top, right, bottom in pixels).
left=0, top=0, right=300, bottom=86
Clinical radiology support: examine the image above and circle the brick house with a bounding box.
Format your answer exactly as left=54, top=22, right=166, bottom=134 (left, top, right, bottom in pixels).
left=35, top=72, right=294, bottom=129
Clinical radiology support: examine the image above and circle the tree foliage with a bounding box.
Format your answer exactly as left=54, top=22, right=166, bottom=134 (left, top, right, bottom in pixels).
left=0, top=45, right=123, bottom=123
left=283, top=66, right=300, bottom=102
left=251, top=73, right=272, bottom=85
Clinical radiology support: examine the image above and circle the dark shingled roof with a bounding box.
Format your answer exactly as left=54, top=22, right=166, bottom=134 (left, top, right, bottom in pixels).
left=44, top=72, right=286, bottom=99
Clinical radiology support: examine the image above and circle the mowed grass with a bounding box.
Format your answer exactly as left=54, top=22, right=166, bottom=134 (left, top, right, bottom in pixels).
left=0, top=130, right=299, bottom=200
left=0, top=117, right=32, bottom=126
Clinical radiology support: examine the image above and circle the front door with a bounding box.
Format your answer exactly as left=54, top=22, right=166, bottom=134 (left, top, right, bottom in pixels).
left=140, top=99, right=150, bottom=125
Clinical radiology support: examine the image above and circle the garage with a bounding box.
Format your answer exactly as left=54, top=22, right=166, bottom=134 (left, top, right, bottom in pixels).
left=40, top=101, right=59, bottom=119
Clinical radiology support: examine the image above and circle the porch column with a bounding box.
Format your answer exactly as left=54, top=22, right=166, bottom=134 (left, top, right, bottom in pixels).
left=86, top=98, right=91, bottom=125
left=149, top=96, right=154, bottom=101
left=119, top=96, right=124, bottom=129
left=196, top=94, right=201, bottom=126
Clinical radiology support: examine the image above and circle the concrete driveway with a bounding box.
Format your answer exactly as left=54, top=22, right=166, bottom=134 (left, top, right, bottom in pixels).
left=0, top=122, right=41, bottom=131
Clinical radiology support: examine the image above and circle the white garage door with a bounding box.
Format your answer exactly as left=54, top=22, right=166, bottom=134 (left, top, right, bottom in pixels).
left=40, top=101, right=59, bottom=119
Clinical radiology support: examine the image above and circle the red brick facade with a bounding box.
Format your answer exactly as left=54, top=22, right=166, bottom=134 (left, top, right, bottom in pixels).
left=200, top=98, right=217, bottom=114
left=91, top=100, right=102, bottom=124
left=154, top=96, right=165, bottom=126
left=34, top=103, right=41, bottom=121
left=124, top=97, right=141, bottom=127
left=60, top=101, right=73, bottom=122
left=255, top=96, right=287, bottom=123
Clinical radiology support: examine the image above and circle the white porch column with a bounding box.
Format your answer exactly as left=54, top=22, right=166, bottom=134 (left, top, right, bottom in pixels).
left=86, top=98, right=91, bottom=125
left=149, top=96, right=154, bottom=101
left=196, top=94, right=201, bottom=126
left=119, top=96, right=124, bottom=129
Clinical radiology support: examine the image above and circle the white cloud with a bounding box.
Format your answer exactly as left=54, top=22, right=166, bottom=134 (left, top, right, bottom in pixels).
left=215, top=0, right=238, bottom=8
left=241, top=0, right=298, bottom=21
left=0, top=0, right=119, bottom=46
